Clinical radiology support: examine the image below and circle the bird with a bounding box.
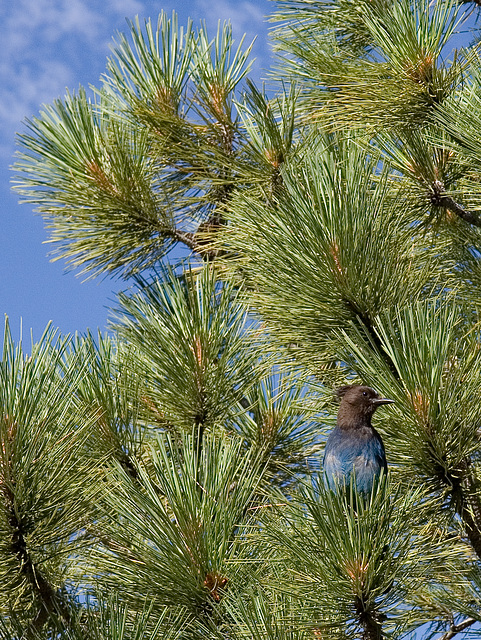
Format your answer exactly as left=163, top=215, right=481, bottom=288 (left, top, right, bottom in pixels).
left=323, top=385, right=394, bottom=495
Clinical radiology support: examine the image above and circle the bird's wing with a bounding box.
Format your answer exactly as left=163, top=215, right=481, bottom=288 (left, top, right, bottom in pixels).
left=323, top=429, right=387, bottom=492
left=323, top=429, right=361, bottom=488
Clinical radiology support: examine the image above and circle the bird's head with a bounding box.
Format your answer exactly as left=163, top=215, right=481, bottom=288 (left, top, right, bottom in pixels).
left=335, top=385, right=394, bottom=421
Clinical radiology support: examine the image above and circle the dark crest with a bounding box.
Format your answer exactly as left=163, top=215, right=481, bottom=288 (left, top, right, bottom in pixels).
left=335, top=384, right=359, bottom=399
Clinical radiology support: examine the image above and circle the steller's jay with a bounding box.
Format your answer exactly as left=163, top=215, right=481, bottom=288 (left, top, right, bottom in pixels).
left=323, top=385, right=394, bottom=495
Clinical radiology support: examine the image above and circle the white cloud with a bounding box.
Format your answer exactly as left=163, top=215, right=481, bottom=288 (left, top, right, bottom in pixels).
left=0, top=0, right=151, bottom=157
left=0, top=61, right=73, bottom=128
left=107, top=0, right=145, bottom=14
left=3, top=0, right=104, bottom=47
left=193, top=0, right=271, bottom=78
left=0, top=0, right=270, bottom=159
left=196, top=0, right=266, bottom=39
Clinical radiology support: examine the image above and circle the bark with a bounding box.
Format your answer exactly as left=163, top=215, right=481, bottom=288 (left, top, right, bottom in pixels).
left=455, top=473, right=481, bottom=560
left=438, top=195, right=481, bottom=227
left=437, top=617, right=477, bottom=640
left=2, top=482, right=70, bottom=636
left=429, top=180, right=481, bottom=227
left=355, top=597, right=383, bottom=640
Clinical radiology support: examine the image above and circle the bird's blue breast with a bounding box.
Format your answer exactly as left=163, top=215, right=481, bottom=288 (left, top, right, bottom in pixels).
left=323, top=426, right=387, bottom=494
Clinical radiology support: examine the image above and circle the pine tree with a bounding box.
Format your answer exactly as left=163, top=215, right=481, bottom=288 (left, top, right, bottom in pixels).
left=8, top=1, right=481, bottom=638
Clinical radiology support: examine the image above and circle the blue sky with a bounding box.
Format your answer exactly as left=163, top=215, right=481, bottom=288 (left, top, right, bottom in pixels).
left=0, top=0, right=271, bottom=342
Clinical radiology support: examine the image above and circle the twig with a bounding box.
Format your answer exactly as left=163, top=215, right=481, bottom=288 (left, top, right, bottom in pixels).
left=163, top=226, right=221, bottom=260
left=437, top=617, right=477, bottom=640
left=164, top=228, right=199, bottom=251
left=439, top=196, right=481, bottom=227
left=429, top=180, right=481, bottom=227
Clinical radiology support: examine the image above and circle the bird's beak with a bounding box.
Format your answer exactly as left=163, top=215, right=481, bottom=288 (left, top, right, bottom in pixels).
left=373, top=398, right=395, bottom=406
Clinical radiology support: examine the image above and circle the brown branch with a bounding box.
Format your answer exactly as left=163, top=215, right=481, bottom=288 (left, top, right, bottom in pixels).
left=439, top=196, right=481, bottom=227
left=2, top=483, right=71, bottom=636
left=361, top=617, right=383, bottom=640
left=239, top=396, right=252, bottom=411
left=437, top=617, right=477, bottom=640
left=445, top=460, right=481, bottom=561
left=163, top=226, right=222, bottom=261
left=355, top=597, right=383, bottom=640
left=164, top=228, right=200, bottom=252
left=429, top=181, right=481, bottom=227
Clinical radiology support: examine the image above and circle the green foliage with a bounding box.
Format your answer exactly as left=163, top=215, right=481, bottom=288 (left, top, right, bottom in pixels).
left=338, top=297, right=481, bottom=493
left=66, top=332, right=148, bottom=477
left=112, top=264, right=264, bottom=433
left=221, top=587, right=315, bottom=640
left=11, top=0, right=481, bottom=637
left=260, top=479, right=469, bottom=639
left=272, top=0, right=470, bottom=131
left=434, top=58, right=481, bottom=166
left=0, top=320, right=101, bottom=631
left=66, top=596, right=188, bottom=640
left=271, top=0, right=394, bottom=56
left=224, top=135, right=443, bottom=375
left=90, top=431, right=265, bottom=617
left=236, top=80, right=298, bottom=194
left=104, top=13, right=195, bottom=120
left=232, top=372, right=327, bottom=483
left=12, top=13, right=263, bottom=279
left=14, top=89, right=173, bottom=278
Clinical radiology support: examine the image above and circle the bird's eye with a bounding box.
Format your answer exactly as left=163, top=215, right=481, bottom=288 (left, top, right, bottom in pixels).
left=362, top=391, right=368, bottom=397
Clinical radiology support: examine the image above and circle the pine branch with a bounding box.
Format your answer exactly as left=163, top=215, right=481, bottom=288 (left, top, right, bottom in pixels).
left=430, top=180, right=481, bottom=227
left=449, top=464, right=481, bottom=560
left=356, top=597, right=383, bottom=640
left=439, top=196, right=481, bottom=227
left=457, top=475, right=481, bottom=561
left=164, top=227, right=199, bottom=251
left=163, top=225, right=222, bottom=261
left=437, top=617, right=477, bottom=640
left=344, top=299, right=401, bottom=380
left=2, top=482, right=71, bottom=636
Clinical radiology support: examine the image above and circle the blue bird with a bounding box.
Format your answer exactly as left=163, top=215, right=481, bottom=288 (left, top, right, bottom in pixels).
left=323, top=385, right=394, bottom=495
